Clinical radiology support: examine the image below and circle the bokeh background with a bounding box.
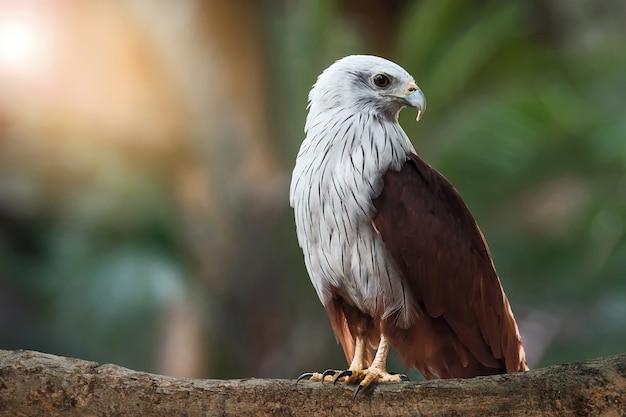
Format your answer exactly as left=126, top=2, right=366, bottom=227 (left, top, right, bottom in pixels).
left=0, top=0, right=625, bottom=380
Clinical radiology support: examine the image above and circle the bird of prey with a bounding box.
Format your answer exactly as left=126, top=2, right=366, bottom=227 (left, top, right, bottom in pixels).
left=290, top=55, right=528, bottom=395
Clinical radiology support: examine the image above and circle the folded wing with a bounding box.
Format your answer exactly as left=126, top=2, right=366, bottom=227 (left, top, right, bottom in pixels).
left=373, top=153, right=528, bottom=379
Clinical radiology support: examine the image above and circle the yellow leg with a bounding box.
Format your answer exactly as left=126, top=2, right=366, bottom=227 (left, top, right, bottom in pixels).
left=335, top=335, right=408, bottom=397
left=370, top=334, right=394, bottom=375
left=348, top=335, right=367, bottom=371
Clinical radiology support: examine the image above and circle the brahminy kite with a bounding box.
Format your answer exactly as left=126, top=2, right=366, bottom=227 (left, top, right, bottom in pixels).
left=290, top=55, right=528, bottom=396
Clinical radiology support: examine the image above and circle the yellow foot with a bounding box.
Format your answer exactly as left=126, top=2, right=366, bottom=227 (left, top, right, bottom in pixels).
left=296, top=368, right=409, bottom=398
left=296, top=369, right=345, bottom=384
left=334, top=368, right=409, bottom=398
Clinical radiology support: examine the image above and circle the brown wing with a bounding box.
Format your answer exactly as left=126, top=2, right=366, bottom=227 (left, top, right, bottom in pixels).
left=373, top=153, right=528, bottom=379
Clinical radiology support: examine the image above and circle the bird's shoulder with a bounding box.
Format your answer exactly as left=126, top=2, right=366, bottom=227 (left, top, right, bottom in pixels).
left=373, top=152, right=490, bottom=261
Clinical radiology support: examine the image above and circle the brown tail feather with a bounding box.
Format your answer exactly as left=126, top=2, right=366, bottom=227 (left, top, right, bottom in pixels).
left=383, top=312, right=527, bottom=379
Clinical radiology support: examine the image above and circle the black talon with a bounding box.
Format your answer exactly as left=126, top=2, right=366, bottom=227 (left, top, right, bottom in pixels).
left=333, top=369, right=352, bottom=385
left=389, top=371, right=411, bottom=381
left=321, top=369, right=337, bottom=384
left=353, top=384, right=364, bottom=400
left=296, top=372, right=314, bottom=384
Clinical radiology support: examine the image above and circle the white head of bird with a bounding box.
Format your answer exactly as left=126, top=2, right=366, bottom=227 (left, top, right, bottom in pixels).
left=307, top=55, right=426, bottom=124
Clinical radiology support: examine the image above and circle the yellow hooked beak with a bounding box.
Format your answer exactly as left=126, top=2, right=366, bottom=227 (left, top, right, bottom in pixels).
left=404, top=82, right=426, bottom=122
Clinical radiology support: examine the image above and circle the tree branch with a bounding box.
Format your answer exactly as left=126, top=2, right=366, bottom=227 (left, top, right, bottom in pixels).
left=0, top=349, right=624, bottom=416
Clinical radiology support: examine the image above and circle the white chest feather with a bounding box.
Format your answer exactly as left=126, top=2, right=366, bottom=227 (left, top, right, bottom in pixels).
left=290, top=108, right=417, bottom=327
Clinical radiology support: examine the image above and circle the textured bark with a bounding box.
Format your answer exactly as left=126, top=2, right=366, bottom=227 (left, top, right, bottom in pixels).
left=0, top=349, right=624, bottom=417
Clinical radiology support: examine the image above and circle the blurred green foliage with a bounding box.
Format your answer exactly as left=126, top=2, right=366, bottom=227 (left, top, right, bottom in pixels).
left=0, top=0, right=624, bottom=378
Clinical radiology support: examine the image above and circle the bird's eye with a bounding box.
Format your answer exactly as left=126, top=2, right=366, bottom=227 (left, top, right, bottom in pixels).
left=372, top=73, right=391, bottom=88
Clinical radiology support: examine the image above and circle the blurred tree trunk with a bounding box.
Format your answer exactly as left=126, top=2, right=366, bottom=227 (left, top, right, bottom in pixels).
left=339, top=0, right=410, bottom=55
left=198, top=0, right=279, bottom=184
left=123, top=0, right=284, bottom=379
left=1, top=349, right=625, bottom=417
